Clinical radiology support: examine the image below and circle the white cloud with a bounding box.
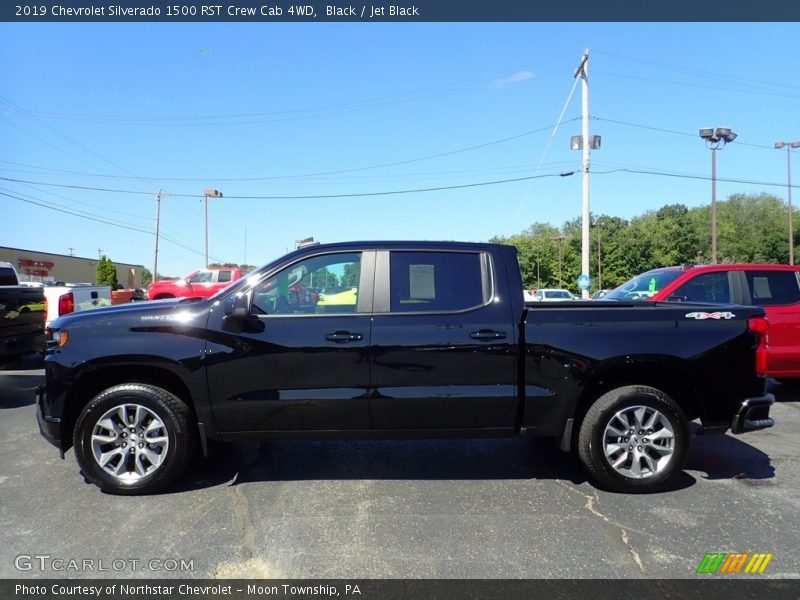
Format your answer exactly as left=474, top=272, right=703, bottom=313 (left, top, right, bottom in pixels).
left=492, top=70, right=535, bottom=89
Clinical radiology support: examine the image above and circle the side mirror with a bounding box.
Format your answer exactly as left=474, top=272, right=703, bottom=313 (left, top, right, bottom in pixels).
left=224, top=294, right=249, bottom=318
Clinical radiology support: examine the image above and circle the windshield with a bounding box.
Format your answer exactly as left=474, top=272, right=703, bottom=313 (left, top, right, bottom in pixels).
left=545, top=291, right=573, bottom=299
left=604, top=270, right=683, bottom=301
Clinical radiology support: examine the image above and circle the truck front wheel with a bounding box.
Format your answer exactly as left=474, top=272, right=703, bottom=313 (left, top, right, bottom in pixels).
left=577, top=385, right=689, bottom=493
left=73, top=384, right=196, bottom=495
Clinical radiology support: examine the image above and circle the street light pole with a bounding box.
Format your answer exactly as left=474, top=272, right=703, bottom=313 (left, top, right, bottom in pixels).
left=775, top=141, right=800, bottom=265
left=203, top=188, right=223, bottom=268
left=711, top=147, right=717, bottom=264
left=699, top=127, right=737, bottom=264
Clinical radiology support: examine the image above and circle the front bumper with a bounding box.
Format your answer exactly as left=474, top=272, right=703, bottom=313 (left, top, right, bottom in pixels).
left=36, top=384, right=62, bottom=450
left=731, top=394, right=775, bottom=434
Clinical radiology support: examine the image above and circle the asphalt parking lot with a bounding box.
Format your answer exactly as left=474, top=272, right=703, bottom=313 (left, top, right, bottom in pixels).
left=1, top=355, right=799, bottom=580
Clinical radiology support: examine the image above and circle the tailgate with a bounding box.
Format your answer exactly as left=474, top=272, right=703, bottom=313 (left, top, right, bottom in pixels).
left=0, top=287, right=46, bottom=338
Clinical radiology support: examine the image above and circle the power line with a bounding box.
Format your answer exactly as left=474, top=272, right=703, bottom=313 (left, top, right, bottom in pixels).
left=4, top=161, right=798, bottom=201
left=1, top=171, right=578, bottom=200
left=0, top=176, right=160, bottom=196
left=0, top=121, right=576, bottom=183
left=594, top=50, right=800, bottom=94
left=0, top=157, right=579, bottom=183
left=595, top=167, right=800, bottom=189
left=0, top=189, right=225, bottom=261
left=19, top=53, right=573, bottom=126
left=591, top=117, right=775, bottom=150
left=0, top=97, right=163, bottom=192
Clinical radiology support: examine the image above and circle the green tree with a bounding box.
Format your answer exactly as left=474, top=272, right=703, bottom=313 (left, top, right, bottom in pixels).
left=341, top=262, right=360, bottom=287
left=493, top=192, right=797, bottom=294
left=209, top=262, right=257, bottom=274
left=142, top=267, right=153, bottom=287
left=96, top=255, right=118, bottom=287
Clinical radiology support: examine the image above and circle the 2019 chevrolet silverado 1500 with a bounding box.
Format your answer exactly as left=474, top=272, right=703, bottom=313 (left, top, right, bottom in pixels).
left=37, top=242, right=775, bottom=495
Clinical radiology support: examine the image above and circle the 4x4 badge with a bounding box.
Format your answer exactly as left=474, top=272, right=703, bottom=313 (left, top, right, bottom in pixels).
left=685, top=311, right=736, bottom=320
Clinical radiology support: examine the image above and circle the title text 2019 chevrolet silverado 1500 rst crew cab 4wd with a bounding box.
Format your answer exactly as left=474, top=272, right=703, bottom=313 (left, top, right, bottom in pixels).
left=37, top=242, right=775, bottom=495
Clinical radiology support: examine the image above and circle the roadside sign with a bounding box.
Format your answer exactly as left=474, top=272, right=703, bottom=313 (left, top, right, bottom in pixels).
left=577, top=274, right=591, bottom=290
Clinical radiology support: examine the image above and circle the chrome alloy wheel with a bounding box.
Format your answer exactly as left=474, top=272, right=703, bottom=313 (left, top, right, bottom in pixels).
left=602, top=405, right=675, bottom=479
left=90, top=404, right=170, bottom=482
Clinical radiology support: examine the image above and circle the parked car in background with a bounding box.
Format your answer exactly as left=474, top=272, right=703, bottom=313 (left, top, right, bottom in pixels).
left=147, top=267, right=242, bottom=300
left=528, top=288, right=577, bottom=302
left=111, top=287, right=146, bottom=304
left=0, top=262, right=47, bottom=365
left=591, top=289, right=612, bottom=299
left=0, top=262, right=46, bottom=363
left=21, top=281, right=112, bottom=328
left=605, top=264, right=800, bottom=378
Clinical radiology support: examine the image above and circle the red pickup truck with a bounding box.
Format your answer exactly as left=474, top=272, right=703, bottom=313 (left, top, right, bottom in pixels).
left=147, top=267, right=242, bottom=300
left=605, top=264, right=800, bottom=378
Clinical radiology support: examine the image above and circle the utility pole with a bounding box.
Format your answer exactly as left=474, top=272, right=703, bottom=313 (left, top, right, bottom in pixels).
left=775, top=141, right=800, bottom=265
left=575, top=49, right=591, bottom=299
left=97, top=248, right=102, bottom=260
left=146, top=189, right=169, bottom=282
left=203, top=189, right=223, bottom=268
left=155, top=189, right=161, bottom=282
left=67, top=247, right=75, bottom=257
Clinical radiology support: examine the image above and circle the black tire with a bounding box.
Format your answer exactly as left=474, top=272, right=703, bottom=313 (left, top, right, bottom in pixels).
left=73, top=384, right=196, bottom=495
left=577, top=385, right=690, bottom=493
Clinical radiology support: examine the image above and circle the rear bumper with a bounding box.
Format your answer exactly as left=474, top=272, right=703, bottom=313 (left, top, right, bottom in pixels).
left=36, top=383, right=62, bottom=450
left=731, top=394, right=775, bottom=434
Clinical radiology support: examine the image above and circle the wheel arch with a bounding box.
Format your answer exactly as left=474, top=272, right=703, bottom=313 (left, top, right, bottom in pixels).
left=60, top=363, right=195, bottom=453
left=573, top=357, right=700, bottom=439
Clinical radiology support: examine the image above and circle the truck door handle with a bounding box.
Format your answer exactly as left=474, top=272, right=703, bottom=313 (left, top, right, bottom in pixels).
left=325, top=331, right=363, bottom=343
left=469, top=330, right=507, bottom=340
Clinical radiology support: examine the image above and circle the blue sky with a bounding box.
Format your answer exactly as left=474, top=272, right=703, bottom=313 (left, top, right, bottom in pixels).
left=1, top=23, right=799, bottom=276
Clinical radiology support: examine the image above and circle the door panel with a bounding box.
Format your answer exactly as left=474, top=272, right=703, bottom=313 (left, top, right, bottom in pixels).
left=369, top=250, right=517, bottom=430
left=205, top=251, right=374, bottom=431
left=742, top=270, right=800, bottom=375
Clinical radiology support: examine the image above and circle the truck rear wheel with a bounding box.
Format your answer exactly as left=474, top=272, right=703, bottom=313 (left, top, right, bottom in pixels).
left=577, top=385, right=689, bottom=493
left=73, top=384, right=196, bottom=495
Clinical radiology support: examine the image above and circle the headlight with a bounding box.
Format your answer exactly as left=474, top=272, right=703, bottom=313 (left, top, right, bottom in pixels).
left=48, top=329, right=69, bottom=348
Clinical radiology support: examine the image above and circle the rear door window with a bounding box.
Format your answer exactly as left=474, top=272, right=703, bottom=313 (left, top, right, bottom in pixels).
left=745, top=271, right=800, bottom=306
left=389, top=251, right=485, bottom=313
left=217, top=270, right=232, bottom=283
left=671, top=272, right=732, bottom=303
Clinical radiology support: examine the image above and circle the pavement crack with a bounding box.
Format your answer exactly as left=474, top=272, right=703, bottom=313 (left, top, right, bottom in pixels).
left=557, top=481, right=646, bottom=574
left=231, top=483, right=256, bottom=560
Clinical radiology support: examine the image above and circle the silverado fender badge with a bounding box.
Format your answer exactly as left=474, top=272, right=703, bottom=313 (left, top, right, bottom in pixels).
left=685, top=311, right=736, bottom=320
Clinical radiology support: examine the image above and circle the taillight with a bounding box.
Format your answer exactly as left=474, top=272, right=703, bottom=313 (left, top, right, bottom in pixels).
left=58, top=292, right=75, bottom=316
left=748, top=316, right=769, bottom=376
left=748, top=317, right=769, bottom=336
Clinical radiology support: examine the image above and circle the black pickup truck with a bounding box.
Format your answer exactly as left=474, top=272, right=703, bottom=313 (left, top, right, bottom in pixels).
left=1, top=262, right=46, bottom=365
left=38, top=242, right=774, bottom=494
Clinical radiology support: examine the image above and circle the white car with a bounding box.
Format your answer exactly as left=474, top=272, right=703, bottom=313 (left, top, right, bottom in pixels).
left=528, top=288, right=577, bottom=302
